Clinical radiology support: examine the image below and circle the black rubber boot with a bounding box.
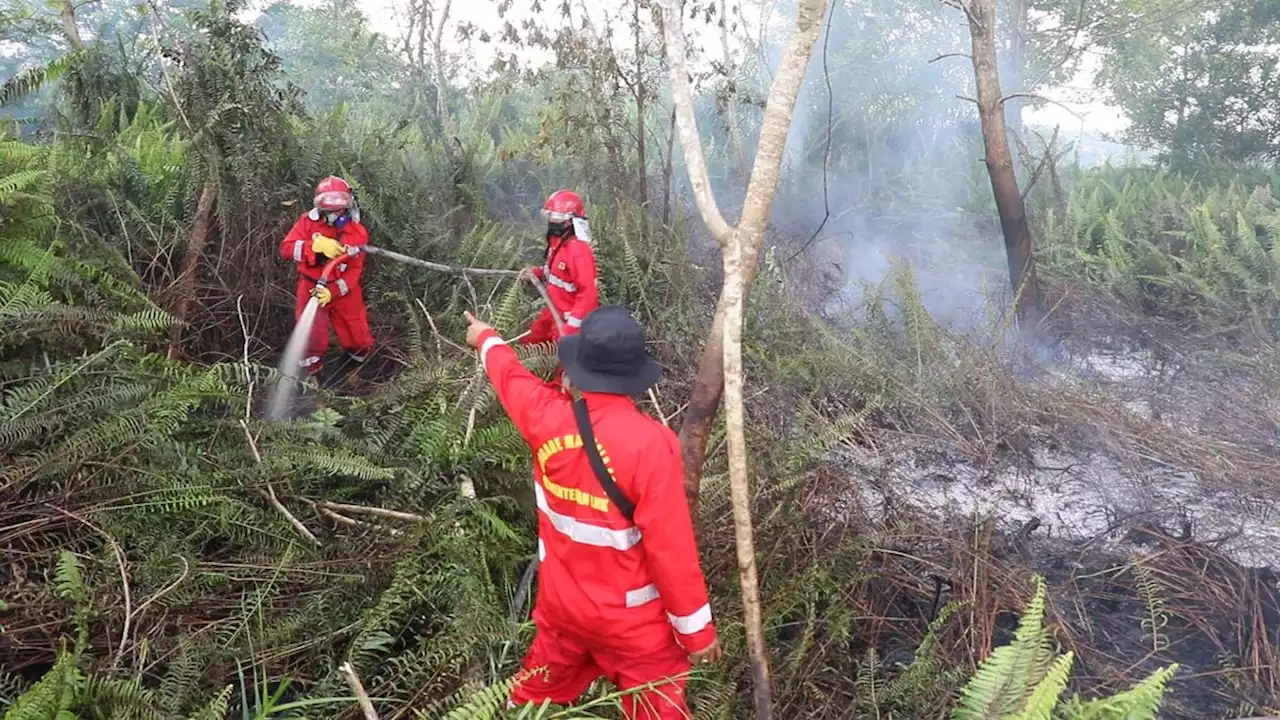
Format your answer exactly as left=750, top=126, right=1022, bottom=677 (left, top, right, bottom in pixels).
left=324, top=352, right=369, bottom=395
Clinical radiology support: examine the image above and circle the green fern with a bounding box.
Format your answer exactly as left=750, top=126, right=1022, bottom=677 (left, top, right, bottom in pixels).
left=183, top=685, right=233, bottom=720
left=1132, top=558, right=1169, bottom=653
left=951, top=576, right=1060, bottom=718
left=952, top=576, right=1178, bottom=720
left=0, top=53, right=81, bottom=108
left=1057, top=664, right=1179, bottom=719
left=439, top=673, right=525, bottom=720
left=2, top=646, right=84, bottom=720
left=883, top=600, right=970, bottom=711
left=53, top=551, right=92, bottom=653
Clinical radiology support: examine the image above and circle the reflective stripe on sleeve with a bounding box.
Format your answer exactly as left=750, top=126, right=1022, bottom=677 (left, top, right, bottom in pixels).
left=565, top=314, right=582, bottom=328
left=545, top=273, right=577, bottom=292
left=479, top=336, right=506, bottom=367
left=668, top=603, right=713, bottom=635
left=293, top=240, right=304, bottom=262
left=534, top=484, right=641, bottom=551
left=335, top=278, right=350, bottom=295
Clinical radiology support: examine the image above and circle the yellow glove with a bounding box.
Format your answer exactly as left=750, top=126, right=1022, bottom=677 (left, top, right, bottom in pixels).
left=312, top=284, right=333, bottom=307
left=311, top=233, right=344, bottom=259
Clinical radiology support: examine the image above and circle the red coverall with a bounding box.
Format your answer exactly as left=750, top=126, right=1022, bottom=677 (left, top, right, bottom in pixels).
left=477, top=329, right=718, bottom=719
left=526, top=232, right=600, bottom=344
left=278, top=211, right=374, bottom=373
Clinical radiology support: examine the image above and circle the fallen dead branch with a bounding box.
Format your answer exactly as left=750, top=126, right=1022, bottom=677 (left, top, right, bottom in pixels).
left=293, top=496, right=405, bottom=537
left=312, top=500, right=426, bottom=523
left=240, top=419, right=320, bottom=547
left=339, top=661, right=380, bottom=719
left=48, top=505, right=134, bottom=669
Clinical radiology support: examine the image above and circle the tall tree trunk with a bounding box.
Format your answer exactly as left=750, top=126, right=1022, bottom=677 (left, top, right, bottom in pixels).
left=721, top=0, right=749, bottom=182
left=57, top=0, right=84, bottom=50
left=431, top=0, right=454, bottom=135
left=665, top=0, right=827, bottom=507
left=664, top=1, right=830, bottom=717
left=634, top=0, right=650, bottom=242
left=965, top=0, right=1041, bottom=319
left=1006, top=0, right=1028, bottom=167
left=167, top=180, right=217, bottom=359
left=722, top=229, right=771, bottom=717
left=662, top=106, right=676, bottom=231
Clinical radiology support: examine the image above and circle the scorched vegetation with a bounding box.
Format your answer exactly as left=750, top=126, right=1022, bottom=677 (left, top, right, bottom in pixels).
left=2, top=0, right=1279, bottom=718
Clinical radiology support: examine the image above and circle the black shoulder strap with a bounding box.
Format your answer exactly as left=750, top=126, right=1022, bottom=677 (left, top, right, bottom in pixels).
left=572, top=397, right=636, bottom=523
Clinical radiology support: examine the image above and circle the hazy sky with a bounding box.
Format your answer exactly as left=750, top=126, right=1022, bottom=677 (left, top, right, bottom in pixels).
left=285, top=0, right=1128, bottom=135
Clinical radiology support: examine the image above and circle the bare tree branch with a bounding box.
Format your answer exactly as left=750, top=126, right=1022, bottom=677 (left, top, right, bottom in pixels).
left=738, top=0, right=828, bottom=237
left=663, top=2, right=831, bottom=718
left=1019, top=124, right=1062, bottom=202
left=50, top=506, right=133, bottom=668
left=999, top=92, right=1084, bottom=121
left=660, top=2, right=733, bottom=245
left=313, top=500, right=426, bottom=523
left=240, top=420, right=321, bottom=547
left=339, top=662, right=379, bottom=719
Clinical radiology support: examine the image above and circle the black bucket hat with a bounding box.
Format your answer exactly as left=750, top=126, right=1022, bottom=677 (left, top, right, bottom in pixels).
left=557, top=305, right=662, bottom=395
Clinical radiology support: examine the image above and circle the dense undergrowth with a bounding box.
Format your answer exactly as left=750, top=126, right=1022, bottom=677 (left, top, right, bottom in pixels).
left=5, top=1, right=1280, bottom=718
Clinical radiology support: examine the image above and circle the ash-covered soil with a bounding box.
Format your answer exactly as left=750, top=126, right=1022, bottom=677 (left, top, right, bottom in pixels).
left=820, top=323, right=1280, bottom=718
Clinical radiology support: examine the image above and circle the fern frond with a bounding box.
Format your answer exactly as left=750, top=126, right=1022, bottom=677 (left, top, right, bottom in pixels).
left=0, top=53, right=80, bottom=108
left=951, top=576, right=1056, bottom=720
left=1059, top=663, right=1179, bottom=720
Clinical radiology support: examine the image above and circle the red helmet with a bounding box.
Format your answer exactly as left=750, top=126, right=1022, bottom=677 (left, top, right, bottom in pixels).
left=314, top=176, right=353, bottom=211
left=542, top=189, right=585, bottom=223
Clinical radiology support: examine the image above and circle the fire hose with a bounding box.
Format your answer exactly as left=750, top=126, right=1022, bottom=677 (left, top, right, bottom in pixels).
left=310, top=244, right=554, bottom=614
left=310, top=244, right=565, bottom=335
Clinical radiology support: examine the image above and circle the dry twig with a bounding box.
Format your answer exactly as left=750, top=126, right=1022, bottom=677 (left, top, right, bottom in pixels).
left=339, top=661, right=380, bottom=720
left=48, top=505, right=133, bottom=669
left=314, top=500, right=426, bottom=523
left=239, top=419, right=320, bottom=547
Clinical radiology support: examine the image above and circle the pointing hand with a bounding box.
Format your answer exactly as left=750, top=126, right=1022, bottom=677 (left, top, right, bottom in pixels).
left=464, top=311, right=494, bottom=350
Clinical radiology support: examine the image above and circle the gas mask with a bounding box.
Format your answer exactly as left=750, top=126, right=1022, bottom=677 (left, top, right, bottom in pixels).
left=544, top=210, right=574, bottom=241
left=323, top=210, right=351, bottom=229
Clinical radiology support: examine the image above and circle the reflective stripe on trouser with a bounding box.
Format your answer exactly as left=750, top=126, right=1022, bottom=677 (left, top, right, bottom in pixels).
left=511, top=624, right=692, bottom=720
left=294, top=278, right=374, bottom=366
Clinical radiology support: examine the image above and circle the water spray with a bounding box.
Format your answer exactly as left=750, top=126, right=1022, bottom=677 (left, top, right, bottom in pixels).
left=265, top=255, right=350, bottom=421
left=265, top=246, right=551, bottom=421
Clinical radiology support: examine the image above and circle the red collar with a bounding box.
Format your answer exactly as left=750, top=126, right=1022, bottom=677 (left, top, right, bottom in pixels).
left=574, top=391, right=636, bottom=408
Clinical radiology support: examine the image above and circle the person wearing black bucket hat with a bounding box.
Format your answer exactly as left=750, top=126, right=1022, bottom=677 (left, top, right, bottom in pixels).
left=464, top=305, right=721, bottom=719
left=553, top=305, right=664, bottom=395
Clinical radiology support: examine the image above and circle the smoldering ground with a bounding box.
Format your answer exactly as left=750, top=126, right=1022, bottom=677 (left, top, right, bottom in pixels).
left=694, top=1, right=1280, bottom=715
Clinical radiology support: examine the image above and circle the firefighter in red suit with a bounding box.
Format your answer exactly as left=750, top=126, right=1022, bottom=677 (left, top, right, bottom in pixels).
left=464, top=305, right=722, bottom=719
left=522, top=189, right=599, bottom=344
left=278, top=176, right=374, bottom=377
